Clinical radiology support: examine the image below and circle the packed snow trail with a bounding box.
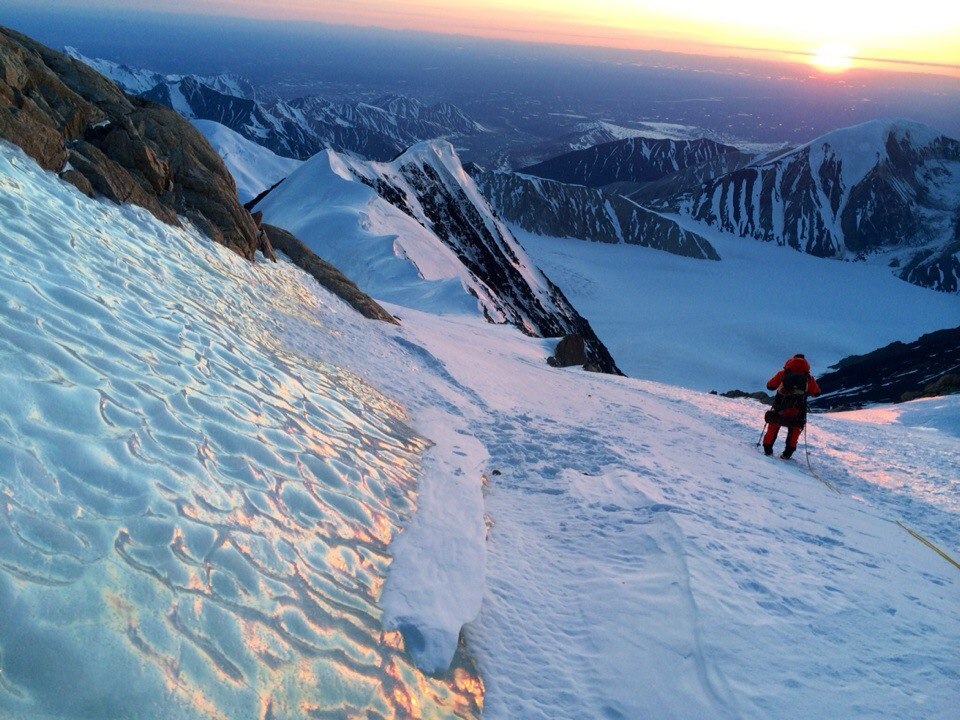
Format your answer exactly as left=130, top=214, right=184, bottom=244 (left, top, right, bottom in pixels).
left=311, top=305, right=959, bottom=720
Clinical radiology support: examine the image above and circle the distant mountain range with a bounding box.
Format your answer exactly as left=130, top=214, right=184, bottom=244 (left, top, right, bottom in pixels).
left=519, top=136, right=751, bottom=188
left=66, top=48, right=484, bottom=162
left=469, top=168, right=719, bottom=260
left=635, top=119, right=960, bottom=293
left=492, top=121, right=697, bottom=171
left=64, top=46, right=264, bottom=100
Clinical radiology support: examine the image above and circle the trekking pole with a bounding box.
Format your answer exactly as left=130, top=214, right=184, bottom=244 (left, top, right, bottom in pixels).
left=756, top=423, right=767, bottom=448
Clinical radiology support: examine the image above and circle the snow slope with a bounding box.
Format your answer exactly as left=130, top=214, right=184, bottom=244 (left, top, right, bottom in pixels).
left=2, top=141, right=958, bottom=720
left=193, top=120, right=302, bottom=204
left=0, top=142, right=482, bottom=718
left=255, top=141, right=621, bottom=375
left=255, top=147, right=488, bottom=316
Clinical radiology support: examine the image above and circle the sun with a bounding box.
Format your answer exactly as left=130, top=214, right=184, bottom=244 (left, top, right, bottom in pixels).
left=810, top=44, right=855, bottom=72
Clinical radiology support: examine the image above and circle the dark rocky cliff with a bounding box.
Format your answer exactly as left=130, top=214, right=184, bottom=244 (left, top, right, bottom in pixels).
left=812, top=326, right=960, bottom=409
left=471, top=168, right=719, bottom=260
left=0, top=26, right=264, bottom=260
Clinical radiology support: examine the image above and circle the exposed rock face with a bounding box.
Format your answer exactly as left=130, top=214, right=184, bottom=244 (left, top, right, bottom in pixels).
left=520, top=136, right=744, bottom=188
left=548, top=335, right=589, bottom=369
left=348, top=142, right=622, bottom=374
left=0, top=26, right=261, bottom=260
left=647, top=120, right=960, bottom=293
left=262, top=224, right=398, bottom=324
left=811, top=326, right=960, bottom=409
left=470, top=168, right=720, bottom=260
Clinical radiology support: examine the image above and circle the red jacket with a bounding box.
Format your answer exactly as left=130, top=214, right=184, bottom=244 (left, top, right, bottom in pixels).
left=766, top=356, right=820, bottom=424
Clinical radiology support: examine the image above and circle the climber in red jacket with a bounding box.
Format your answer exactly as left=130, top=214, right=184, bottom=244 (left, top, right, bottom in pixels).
left=763, top=354, right=821, bottom=459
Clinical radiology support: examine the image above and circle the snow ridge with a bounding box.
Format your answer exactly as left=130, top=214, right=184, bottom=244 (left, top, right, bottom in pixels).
left=257, top=140, right=622, bottom=372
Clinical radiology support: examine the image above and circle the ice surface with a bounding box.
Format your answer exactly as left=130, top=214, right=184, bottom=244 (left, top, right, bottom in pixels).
left=515, top=227, right=960, bottom=392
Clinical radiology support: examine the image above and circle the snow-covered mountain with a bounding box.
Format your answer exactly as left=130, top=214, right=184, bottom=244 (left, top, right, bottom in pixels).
left=138, top=78, right=405, bottom=161
left=513, top=120, right=736, bottom=169
left=64, top=46, right=263, bottom=100
left=145, top=81, right=485, bottom=162
left=650, top=119, right=960, bottom=293
left=470, top=168, right=719, bottom=259
left=64, top=45, right=165, bottom=94
left=67, top=48, right=484, bottom=162
left=351, top=93, right=483, bottom=139
left=520, top=135, right=749, bottom=188
left=192, top=119, right=302, bottom=203
left=254, top=140, right=620, bottom=373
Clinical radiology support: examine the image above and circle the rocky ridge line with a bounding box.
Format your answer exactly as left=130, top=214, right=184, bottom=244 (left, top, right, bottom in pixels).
left=0, top=26, right=267, bottom=261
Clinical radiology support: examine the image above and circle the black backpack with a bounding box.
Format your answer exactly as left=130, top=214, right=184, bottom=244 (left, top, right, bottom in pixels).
left=766, top=371, right=810, bottom=426
left=780, top=371, right=809, bottom=395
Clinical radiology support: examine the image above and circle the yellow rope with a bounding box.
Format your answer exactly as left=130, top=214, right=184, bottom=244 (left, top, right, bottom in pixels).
left=803, top=427, right=957, bottom=571
left=896, top=521, right=960, bottom=571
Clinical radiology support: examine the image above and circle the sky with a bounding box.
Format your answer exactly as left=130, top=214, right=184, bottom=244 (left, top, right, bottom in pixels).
left=34, top=0, right=960, bottom=76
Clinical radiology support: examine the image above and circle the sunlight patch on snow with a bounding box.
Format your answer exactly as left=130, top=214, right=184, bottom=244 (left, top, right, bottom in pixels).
left=0, top=142, right=481, bottom=719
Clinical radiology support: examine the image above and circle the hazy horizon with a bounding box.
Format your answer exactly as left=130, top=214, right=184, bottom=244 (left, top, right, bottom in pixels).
left=9, top=0, right=960, bottom=78
left=2, top=3, right=960, bottom=144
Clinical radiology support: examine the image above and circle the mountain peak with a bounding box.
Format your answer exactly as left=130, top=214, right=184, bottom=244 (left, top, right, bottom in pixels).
left=783, top=118, right=950, bottom=191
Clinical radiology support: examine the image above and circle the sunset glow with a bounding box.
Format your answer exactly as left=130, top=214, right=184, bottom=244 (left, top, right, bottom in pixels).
left=93, top=0, right=960, bottom=76
left=810, top=44, right=855, bottom=73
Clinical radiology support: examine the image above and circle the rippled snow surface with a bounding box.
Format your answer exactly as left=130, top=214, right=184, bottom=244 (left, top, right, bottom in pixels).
left=0, top=145, right=481, bottom=719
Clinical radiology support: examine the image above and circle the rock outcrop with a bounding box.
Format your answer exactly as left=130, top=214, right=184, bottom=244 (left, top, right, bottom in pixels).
left=811, top=326, right=960, bottom=409
left=548, top=334, right=591, bottom=369
left=0, top=26, right=263, bottom=260
left=262, top=224, right=398, bottom=324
